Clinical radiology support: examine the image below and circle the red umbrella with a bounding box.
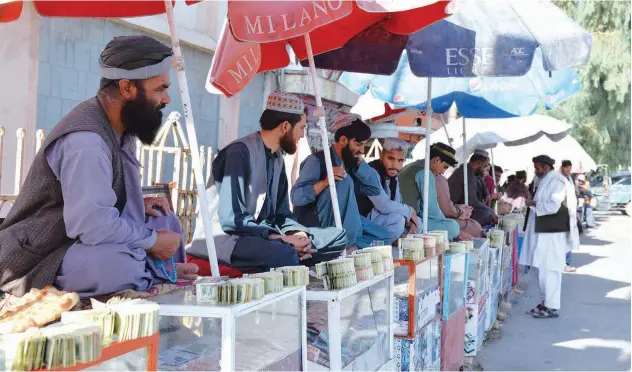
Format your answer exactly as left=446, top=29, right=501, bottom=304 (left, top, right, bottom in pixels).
left=0, top=0, right=222, bottom=277
left=209, top=0, right=453, bottom=96
left=208, top=0, right=453, bottom=237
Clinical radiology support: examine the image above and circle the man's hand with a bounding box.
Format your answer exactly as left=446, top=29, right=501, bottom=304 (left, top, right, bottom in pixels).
left=492, top=211, right=499, bottom=224
left=408, top=210, right=419, bottom=232
left=175, top=262, right=199, bottom=281
left=490, top=192, right=501, bottom=201
left=332, top=166, right=347, bottom=181
left=525, top=199, right=537, bottom=207
left=144, top=196, right=170, bottom=217
left=147, top=229, right=180, bottom=261
left=269, top=234, right=316, bottom=261
left=458, top=231, right=473, bottom=241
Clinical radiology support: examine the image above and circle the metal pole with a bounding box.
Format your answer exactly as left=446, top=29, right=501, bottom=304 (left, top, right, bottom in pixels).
left=164, top=0, right=219, bottom=276
left=304, top=34, right=344, bottom=234
left=463, top=117, right=468, bottom=204
left=422, top=78, right=433, bottom=233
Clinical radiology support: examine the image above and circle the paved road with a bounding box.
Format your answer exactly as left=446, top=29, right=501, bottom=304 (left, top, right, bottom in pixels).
left=477, top=212, right=632, bottom=371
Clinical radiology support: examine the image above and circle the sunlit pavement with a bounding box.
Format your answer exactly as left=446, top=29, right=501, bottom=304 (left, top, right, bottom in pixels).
left=477, top=212, right=632, bottom=371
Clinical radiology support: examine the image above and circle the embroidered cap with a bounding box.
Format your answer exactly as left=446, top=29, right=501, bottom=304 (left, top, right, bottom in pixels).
left=331, top=113, right=362, bottom=132
left=266, top=92, right=305, bottom=115
left=430, top=142, right=458, bottom=166
left=383, top=138, right=411, bottom=152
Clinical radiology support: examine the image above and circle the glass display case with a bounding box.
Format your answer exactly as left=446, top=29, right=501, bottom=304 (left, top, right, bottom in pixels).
left=487, top=247, right=502, bottom=293
left=499, top=230, right=514, bottom=298
left=466, top=238, right=489, bottom=305
left=485, top=287, right=500, bottom=335
left=441, top=253, right=468, bottom=321
left=440, top=306, right=465, bottom=371
left=393, top=316, right=441, bottom=372
left=305, top=273, right=394, bottom=371
left=464, top=289, right=487, bottom=357
left=393, top=257, right=441, bottom=338
left=153, top=286, right=306, bottom=371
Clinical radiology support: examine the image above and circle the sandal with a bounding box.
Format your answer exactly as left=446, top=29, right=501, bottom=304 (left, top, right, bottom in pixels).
left=565, top=265, right=577, bottom=273
left=527, top=303, right=546, bottom=315
left=532, top=306, right=559, bottom=318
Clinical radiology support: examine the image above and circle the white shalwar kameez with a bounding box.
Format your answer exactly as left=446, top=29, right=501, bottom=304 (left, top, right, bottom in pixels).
left=519, top=170, right=578, bottom=310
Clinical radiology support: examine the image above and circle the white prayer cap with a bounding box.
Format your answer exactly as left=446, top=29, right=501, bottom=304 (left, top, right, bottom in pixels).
left=472, top=148, right=489, bottom=158
left=266, top=92, right=305, bottom=115
left=382, top=137, right=411, bottom=152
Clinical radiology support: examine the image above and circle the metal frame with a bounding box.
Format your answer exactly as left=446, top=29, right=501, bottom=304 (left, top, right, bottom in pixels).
left=305, top=273, right=395, bottom=371
left=156, top=286, right=307, bottom=372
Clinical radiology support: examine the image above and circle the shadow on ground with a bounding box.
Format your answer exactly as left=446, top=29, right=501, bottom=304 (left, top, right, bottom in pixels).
left=477, top=217, right=631, bottom=371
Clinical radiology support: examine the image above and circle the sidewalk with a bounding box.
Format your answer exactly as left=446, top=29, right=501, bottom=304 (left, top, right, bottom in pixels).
left=476, top=214, right=631, bottom=371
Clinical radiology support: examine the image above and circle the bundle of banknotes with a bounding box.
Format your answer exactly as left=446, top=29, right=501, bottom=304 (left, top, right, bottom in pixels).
left=0, top=323, right=102, bottom=371
left=274, top=266, right=310, bottom=287
left=195, top=277, right=266, bottom=305
left=244, top=271, right=285, bottom=294
left=61, top=308, right=115, bottom=344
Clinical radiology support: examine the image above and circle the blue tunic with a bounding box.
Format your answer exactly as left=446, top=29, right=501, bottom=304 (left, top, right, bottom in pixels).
left=292, top=147, right=391, bottom=248
left=415, top=169, right=460, bottom=240
left=45, top=131, right=186, bottom=298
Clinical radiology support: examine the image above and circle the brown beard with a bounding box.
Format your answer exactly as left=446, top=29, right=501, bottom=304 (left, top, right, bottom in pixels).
left=279, top=130, right=297, bottom=155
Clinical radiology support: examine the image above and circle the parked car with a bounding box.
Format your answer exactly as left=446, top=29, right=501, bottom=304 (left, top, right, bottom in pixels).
left=593, top=172, right=631, bottom=215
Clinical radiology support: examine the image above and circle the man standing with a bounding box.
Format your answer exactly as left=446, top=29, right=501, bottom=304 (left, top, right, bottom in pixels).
left=187, top=93, right=347, bottom=274
left=357, top=138, right=420, bottom=242
left=519, top=155, right=578, bottom=318
left=399, top=143, right=465, bottom=241
left=448, top=149, right=498, bottom=227
left=0, top=36, right=198, bottom=298
left=292, top=114, right=391, bottom=248
left=560, top=160, right=580, bottom=272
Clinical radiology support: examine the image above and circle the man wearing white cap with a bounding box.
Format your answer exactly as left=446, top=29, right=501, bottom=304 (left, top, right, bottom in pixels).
left=292, top=114, right=391, bottom=248
left=187, top=92, right=347, bottom=275
left=356, top=138, right=421, bottom=242
left=0, top=35, right=199, bottom=298
left=448, top=149, right=498, bottom=227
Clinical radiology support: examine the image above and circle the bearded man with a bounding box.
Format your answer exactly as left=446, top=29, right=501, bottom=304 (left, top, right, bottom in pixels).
left=519, top=155, right=578, bottom=318
left=357, top=138, right=420, bottom=242
left=0, top=36, right=198, bottom=298
left=448, top=149, right=498, bottom=227
left=292, top=114, right=391, bottom=248
left=187, top=93, right=347, bottom=274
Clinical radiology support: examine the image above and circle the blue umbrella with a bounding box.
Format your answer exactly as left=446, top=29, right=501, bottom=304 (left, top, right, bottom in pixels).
left=339, top=49, right=581, bottom=118
left=325, top=0, right=592, bottom=233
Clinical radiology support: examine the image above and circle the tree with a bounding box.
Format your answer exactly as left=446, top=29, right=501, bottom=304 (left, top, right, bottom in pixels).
left=546, top=0, right=631, bottom=169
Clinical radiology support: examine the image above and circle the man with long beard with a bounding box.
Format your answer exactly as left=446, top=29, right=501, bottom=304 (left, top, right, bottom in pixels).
left=0, top=36, right=198, bottom=298
left=187, top=93, right=347, bottom=274
left=292, top=114, right=391, bottom=248
left=357, top=138, right=420, bottom=242
left=519, top=155, right=577, bottom=318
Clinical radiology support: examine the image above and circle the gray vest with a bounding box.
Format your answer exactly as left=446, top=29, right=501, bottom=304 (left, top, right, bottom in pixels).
left=0, top=97, right=126, bottom=296
left=398, top=160, right=425, bottom=210
left=187, top=132, right=284, bottom=263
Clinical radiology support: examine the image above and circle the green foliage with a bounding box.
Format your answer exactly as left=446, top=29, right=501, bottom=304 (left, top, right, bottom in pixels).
left=545, top=0, right=631, bottom=169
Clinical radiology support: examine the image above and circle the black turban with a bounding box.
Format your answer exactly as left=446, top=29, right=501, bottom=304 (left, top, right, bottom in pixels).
left=430, top=142, right=458, bottom=166
left=99, top=36, right=172, bottom=89
left=532, top=155, right=555, bottom=167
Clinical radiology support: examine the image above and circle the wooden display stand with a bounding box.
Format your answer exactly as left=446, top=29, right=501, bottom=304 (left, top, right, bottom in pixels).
left=37, top=333, right=159, bottom=371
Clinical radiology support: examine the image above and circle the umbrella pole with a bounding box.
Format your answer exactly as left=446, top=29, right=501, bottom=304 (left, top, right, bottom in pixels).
left=303, top=34, right=344, bottom=237
left=463, top=117, right=468, bottom=205
left=491, top=148, right=498, bottom=214
left=422, top=78, right=433, bottom=233
left=164, top=0, right=219, bottom=276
